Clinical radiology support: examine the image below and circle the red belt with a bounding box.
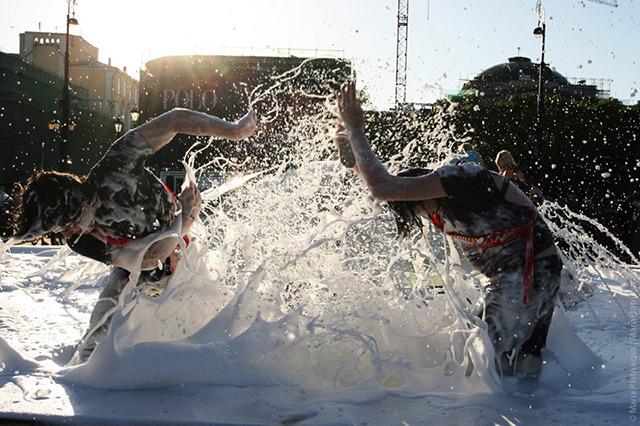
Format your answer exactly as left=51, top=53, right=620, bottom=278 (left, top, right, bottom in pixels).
left=432, top=209, right=538, bottom=304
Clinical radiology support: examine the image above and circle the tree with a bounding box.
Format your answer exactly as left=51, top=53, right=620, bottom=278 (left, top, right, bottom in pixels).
left=425, top=95, right=640, bottom=201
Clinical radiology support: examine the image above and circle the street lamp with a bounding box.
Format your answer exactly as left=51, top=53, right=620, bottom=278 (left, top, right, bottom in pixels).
left=45, top=120, right=61, bottom=169
left=60, top=0, right=79, bottom=172
left=48, top=119, right=60, bottom=132
left=130, top=106, right=140, bottom=123
left=533, top=0, right=546, bottom=157
left=114, top=117, right=124, bottom=135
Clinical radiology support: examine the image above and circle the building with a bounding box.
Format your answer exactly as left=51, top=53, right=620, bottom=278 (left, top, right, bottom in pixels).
left=0, top=51, right=115, bottom=187
left=0, top=31, right=141, bottom=187
left=2, top=40, right=351, bottom=189
left=19, top=31, right=139, bottom=129
left=453, top=56, right=608, bottom=101
left=139, top=54, right=352, bottom=187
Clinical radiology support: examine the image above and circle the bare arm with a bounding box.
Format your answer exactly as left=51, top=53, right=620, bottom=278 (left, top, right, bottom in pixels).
left=337, top=82, right=447, bottom=201
left=138, top=237, right=182, bottom=271
left=108, top=234, right=180, bottom=271
left=111, top=182, right=203, bottom=272
left=136, top=108, right=257, bottom=152
left=141, top=182, right=202, bottom=271
left=176, top=181, right=201, bottom=235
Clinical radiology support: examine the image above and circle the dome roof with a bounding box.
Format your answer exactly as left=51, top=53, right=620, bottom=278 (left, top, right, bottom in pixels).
left=472, top=56, right=569, bottom=85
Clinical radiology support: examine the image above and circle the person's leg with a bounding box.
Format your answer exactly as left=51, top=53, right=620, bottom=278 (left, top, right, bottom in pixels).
left=476, top=262, right=559, bottom=376
left=473, top=270, right=523, bottom=375
left=516, top=255, right=563, bottom=375
left=77, top=267, right=131, bottom=360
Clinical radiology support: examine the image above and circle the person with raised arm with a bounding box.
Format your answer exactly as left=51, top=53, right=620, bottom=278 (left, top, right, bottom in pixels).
left=335, top=82, right=560, bottom=376
left=12, top=107, right=257, bottom=360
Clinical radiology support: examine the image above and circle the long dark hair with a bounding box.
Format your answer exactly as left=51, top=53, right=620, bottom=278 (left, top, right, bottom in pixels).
left=386, top=168, right=433, bottom=238
left=12, top=170, right=93, bottom=240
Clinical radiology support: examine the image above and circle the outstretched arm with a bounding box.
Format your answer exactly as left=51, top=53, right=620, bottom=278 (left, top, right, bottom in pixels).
left=136, top=108, right=257, bottom=152
left=337, top=82, right=446, bottom=201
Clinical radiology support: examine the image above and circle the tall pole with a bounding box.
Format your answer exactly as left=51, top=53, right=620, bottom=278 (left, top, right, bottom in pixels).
left=534, top=2, right=546, bottom=157
left=59, top=0, right=76, bottom=172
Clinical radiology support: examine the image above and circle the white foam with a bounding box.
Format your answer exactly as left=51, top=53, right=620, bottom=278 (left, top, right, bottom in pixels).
left=0, top=61, right=636, bottom=422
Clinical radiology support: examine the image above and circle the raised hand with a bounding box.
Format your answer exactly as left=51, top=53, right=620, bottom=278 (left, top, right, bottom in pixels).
left=337, top=82, right=365, bottom=132
left=178, top=181, right=202, bottom=220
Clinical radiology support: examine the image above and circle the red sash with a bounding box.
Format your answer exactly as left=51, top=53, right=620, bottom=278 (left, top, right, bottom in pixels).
left=431, top=209, right=538, bottom=304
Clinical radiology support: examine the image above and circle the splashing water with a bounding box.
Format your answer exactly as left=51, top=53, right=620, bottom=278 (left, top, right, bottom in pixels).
left=2, top=60, right=638, bottom=400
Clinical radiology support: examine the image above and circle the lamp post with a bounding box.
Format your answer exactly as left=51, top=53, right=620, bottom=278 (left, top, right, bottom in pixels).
left=533, top=0, right=546, bottom=157
left=48, top=119, right=61, bottom=133
left=46, top=119, right=60, bottom=169
left=59, top=0, right=79, bottom=172
left=114, top=117, right=124, bottom=135
left=130, top=106, right=140, bottom=124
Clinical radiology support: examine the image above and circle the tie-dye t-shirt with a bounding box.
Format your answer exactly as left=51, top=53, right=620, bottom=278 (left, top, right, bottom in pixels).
left=434, top=163, right=554, bottom=278
left=67, top=131, right=176, bottom=264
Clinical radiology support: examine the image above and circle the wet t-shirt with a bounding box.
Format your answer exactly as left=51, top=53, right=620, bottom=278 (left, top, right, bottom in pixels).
left=67, top=131, right=177, bottom=264
left=434, top=163, right=554, bottom=278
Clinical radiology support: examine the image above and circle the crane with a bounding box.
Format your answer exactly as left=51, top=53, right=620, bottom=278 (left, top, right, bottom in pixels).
left=395, top=0, right=409, bottom=107
left=393, top=0, right=616, bottom=108
left=585, top=0, right=618, bottom=7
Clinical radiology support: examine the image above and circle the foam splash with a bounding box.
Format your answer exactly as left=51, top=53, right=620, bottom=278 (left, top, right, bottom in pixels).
left=57, top=153, right=619, bottom=395
left=59, top=160, right=494, bottom=392
left=3, top=60, right=635, bottom=398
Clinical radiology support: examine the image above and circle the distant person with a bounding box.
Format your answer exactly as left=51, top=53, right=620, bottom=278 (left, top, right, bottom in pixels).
left=335, top=82, right=561, bottom=376
left=0, top=187, right=11, bottom=206
left=12, top=107, right=257, bottom=360
left=449, top=142, right=485, bottom=167
left=9, top=182, right=23, bottom=207
left=495, top=150, right=544, bottom=202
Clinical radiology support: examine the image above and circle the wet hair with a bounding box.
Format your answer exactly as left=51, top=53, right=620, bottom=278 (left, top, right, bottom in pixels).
left=11, top=182, right=23, bottom=194
left=495, top=150, right=519, bottom=172
left=459, top=142, right=474, bottom=153
left=386, top=168, right=433, bottom=238
left=12, top=171, right=93, bottom=241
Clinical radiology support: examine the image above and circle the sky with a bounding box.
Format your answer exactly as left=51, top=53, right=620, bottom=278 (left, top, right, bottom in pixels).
left=0, top=0, right=638, bottom=109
